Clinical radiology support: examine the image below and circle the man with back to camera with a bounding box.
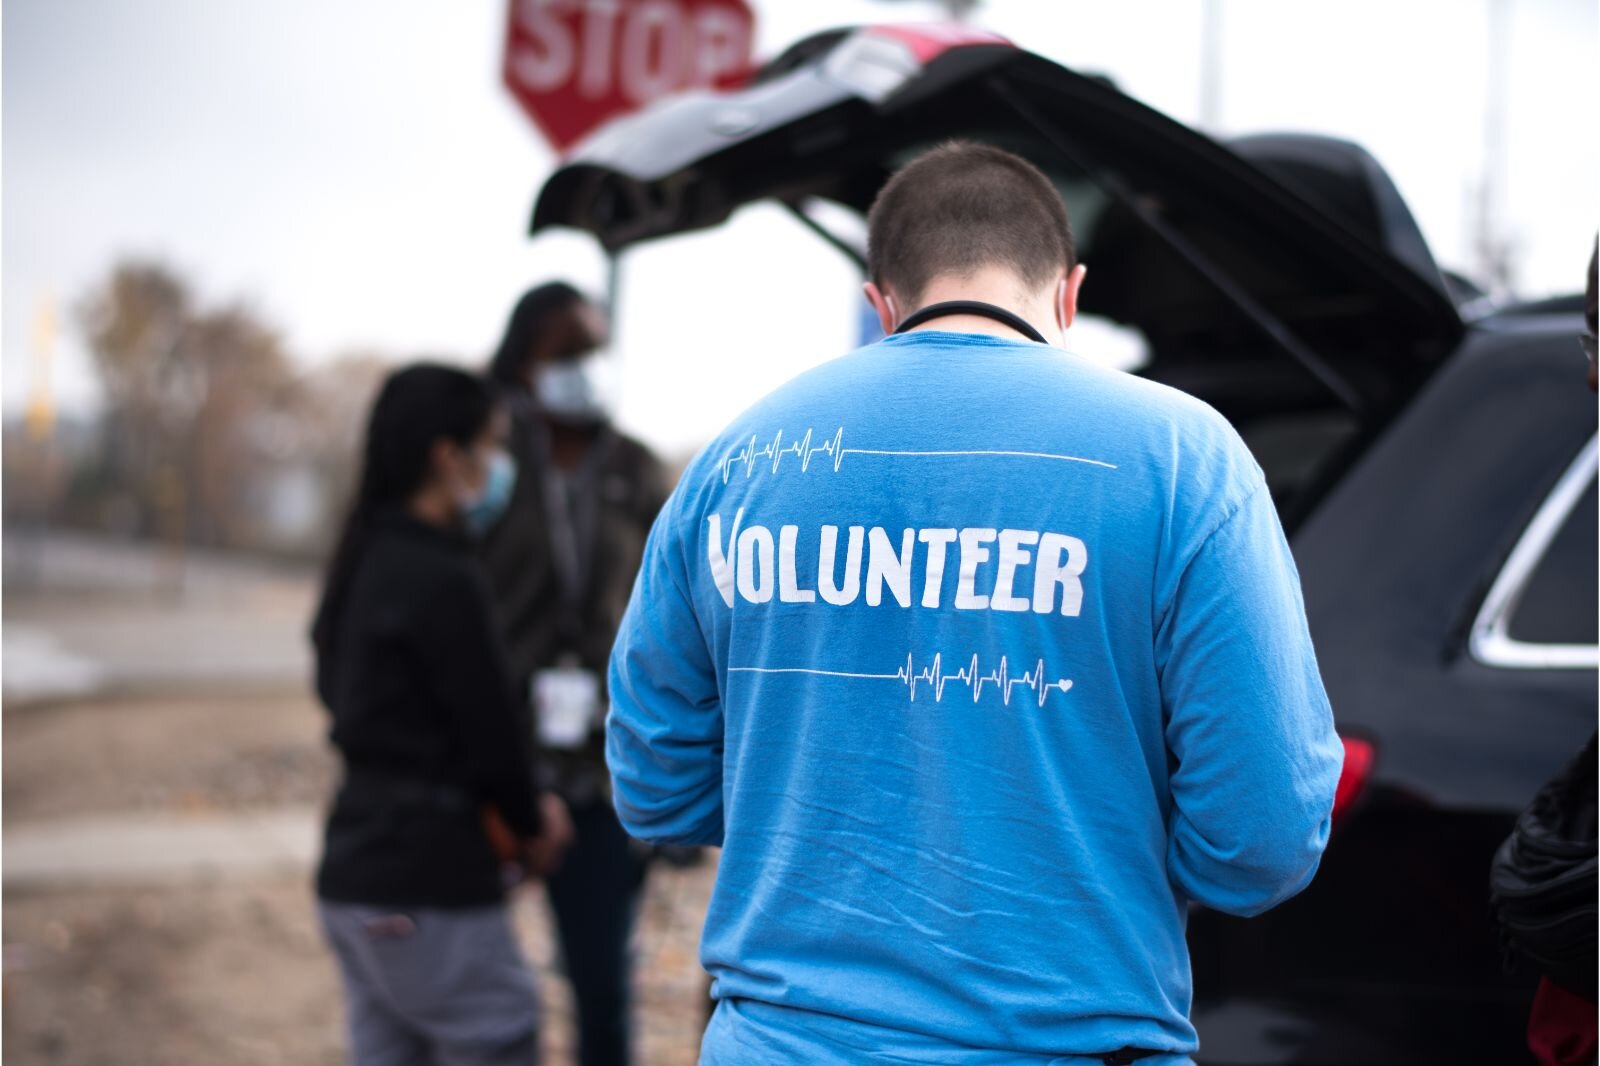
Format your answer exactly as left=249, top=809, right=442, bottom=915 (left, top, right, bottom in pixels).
left=606, top=142, right=1345, bottom=1065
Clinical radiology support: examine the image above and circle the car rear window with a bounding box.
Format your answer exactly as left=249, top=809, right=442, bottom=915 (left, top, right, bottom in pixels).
left=1507, top=476, right=1598, bottom=646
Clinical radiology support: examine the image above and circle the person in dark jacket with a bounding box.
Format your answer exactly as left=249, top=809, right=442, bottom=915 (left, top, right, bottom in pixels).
left=480, top=284, right=670, bottom=1066
left=1494, top=242, right=1599, bottom=1066
left=311, top=363, right=573, bottom=1066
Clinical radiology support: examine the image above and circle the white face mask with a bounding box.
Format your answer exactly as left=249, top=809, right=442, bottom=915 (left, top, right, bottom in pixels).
left=535, top=357, right=610, bottom=423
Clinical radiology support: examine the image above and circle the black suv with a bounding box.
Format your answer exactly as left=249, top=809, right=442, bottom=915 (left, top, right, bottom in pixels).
left=529, top=26, right=1597, bottom=1064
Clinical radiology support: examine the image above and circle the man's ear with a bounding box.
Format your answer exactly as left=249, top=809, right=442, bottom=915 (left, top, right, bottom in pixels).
left=1056, top=263, right=1088, bottom=333
left=864, top=281, right=898, bottom=336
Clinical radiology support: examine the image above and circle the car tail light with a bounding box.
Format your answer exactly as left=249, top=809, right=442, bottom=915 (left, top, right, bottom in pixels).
left=1332, top=735, right=1375, bottom=825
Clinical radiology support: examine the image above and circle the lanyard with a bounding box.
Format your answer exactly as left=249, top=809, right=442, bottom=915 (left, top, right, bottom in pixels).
left=530, top=419, right=615, bottom=627
left=541, top=464, right=586, bottom=613
left=892, top=300, right=1048, bottom=345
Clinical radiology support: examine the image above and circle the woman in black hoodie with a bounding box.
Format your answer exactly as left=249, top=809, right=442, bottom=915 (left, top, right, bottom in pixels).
left=311, top=363, right=571, bottom=1066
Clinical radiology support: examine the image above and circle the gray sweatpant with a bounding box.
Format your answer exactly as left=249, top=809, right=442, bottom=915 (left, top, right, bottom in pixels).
left=319, top=900, right=541, bottom=1066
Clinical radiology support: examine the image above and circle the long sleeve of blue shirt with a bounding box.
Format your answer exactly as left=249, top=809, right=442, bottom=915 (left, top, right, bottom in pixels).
left=1157, top=482, right=1342, bottom=917
left=607, top=507, right=725, bottom=847
left=605, top=331, right=1343, bottom=1064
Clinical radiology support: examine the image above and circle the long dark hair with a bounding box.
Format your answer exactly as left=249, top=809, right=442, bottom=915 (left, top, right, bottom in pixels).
left=487, top=281, right=585, bottom=389
left=310, top=363, right=496, bottom=667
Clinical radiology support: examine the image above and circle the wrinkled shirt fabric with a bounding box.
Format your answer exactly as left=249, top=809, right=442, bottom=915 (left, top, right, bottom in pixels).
left=608, top=331, right=1344, bottom=1064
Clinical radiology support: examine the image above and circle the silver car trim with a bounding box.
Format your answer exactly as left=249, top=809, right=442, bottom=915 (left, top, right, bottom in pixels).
left=1470, top=433, right=1599, bottom=670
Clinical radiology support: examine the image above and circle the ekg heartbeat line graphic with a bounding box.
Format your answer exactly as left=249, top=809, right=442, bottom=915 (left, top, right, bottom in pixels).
left=718, top=427, right=1116, bottom=484
left=728, top=652, right=1074, bottom=708
left=721, top=427, right=846, bottom=482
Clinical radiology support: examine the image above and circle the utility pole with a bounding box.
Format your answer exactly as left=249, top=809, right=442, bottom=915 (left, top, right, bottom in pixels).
left=25, top=295, right=58, bottom=447
left=18, top=295, right=60, bottom=589
left=1199, top=0, right=1223, bottom=131
left=1475, top=0, right=1515, bottom=298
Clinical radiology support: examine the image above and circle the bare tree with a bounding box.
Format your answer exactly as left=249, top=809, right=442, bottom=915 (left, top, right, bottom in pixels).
left=78, top=262, right=195, bottom=541
left=76, top=260, right=297, bottom=555
left=180, top=303, right=297, bottom=546
left=292, top=350, right=394, bottom=551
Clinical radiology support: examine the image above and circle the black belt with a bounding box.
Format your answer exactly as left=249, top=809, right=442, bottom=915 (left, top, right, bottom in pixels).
left=342, top=768, right=474, bottom=813
left=1100, top=1050, right=1163, bottom=1065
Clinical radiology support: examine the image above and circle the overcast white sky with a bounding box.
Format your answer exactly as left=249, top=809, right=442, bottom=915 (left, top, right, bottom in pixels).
left=4, top=0, right=1596, bottom=457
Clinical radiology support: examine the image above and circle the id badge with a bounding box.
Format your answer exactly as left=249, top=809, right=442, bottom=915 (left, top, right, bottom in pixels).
left=533, top=666, right=600, bottom=749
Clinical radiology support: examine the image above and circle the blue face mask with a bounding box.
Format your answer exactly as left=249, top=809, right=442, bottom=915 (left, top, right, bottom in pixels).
left=463, top=449, right=516, bottom=536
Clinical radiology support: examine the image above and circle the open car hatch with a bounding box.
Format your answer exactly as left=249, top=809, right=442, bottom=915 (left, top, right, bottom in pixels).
left=531, top=24, right=1466, bottom=510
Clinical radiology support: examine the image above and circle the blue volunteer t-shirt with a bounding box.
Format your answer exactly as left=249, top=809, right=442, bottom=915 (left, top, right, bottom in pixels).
left=607, top=331, right=1343, bottom=1065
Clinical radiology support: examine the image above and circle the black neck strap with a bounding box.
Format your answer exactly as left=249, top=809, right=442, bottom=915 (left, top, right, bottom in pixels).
left=892, top=300, right=1048, bottom=345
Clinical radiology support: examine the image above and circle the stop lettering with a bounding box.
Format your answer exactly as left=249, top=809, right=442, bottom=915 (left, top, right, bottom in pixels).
left=503, top=0, right=756, bottom=152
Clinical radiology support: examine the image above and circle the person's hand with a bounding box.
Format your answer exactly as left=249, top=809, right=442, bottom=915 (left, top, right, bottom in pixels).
left=481, top=805, right=521, bottom=865
left=521, top=792, right=575, bottom=879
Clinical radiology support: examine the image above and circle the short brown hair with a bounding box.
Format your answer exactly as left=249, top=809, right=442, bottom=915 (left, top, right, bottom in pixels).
left=866, top=142, right=1076, bottom=305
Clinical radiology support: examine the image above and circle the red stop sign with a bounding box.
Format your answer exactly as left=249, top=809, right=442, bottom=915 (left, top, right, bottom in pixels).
left=503, top=0, right=756, bottom=153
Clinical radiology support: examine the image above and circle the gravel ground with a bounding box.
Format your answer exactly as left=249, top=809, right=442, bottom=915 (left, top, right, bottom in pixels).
left=3, top=688, right=337, bottom=821
left=4, top=868, right=717, bottom=1066
left=3, top=688, right=717, bottom=1066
